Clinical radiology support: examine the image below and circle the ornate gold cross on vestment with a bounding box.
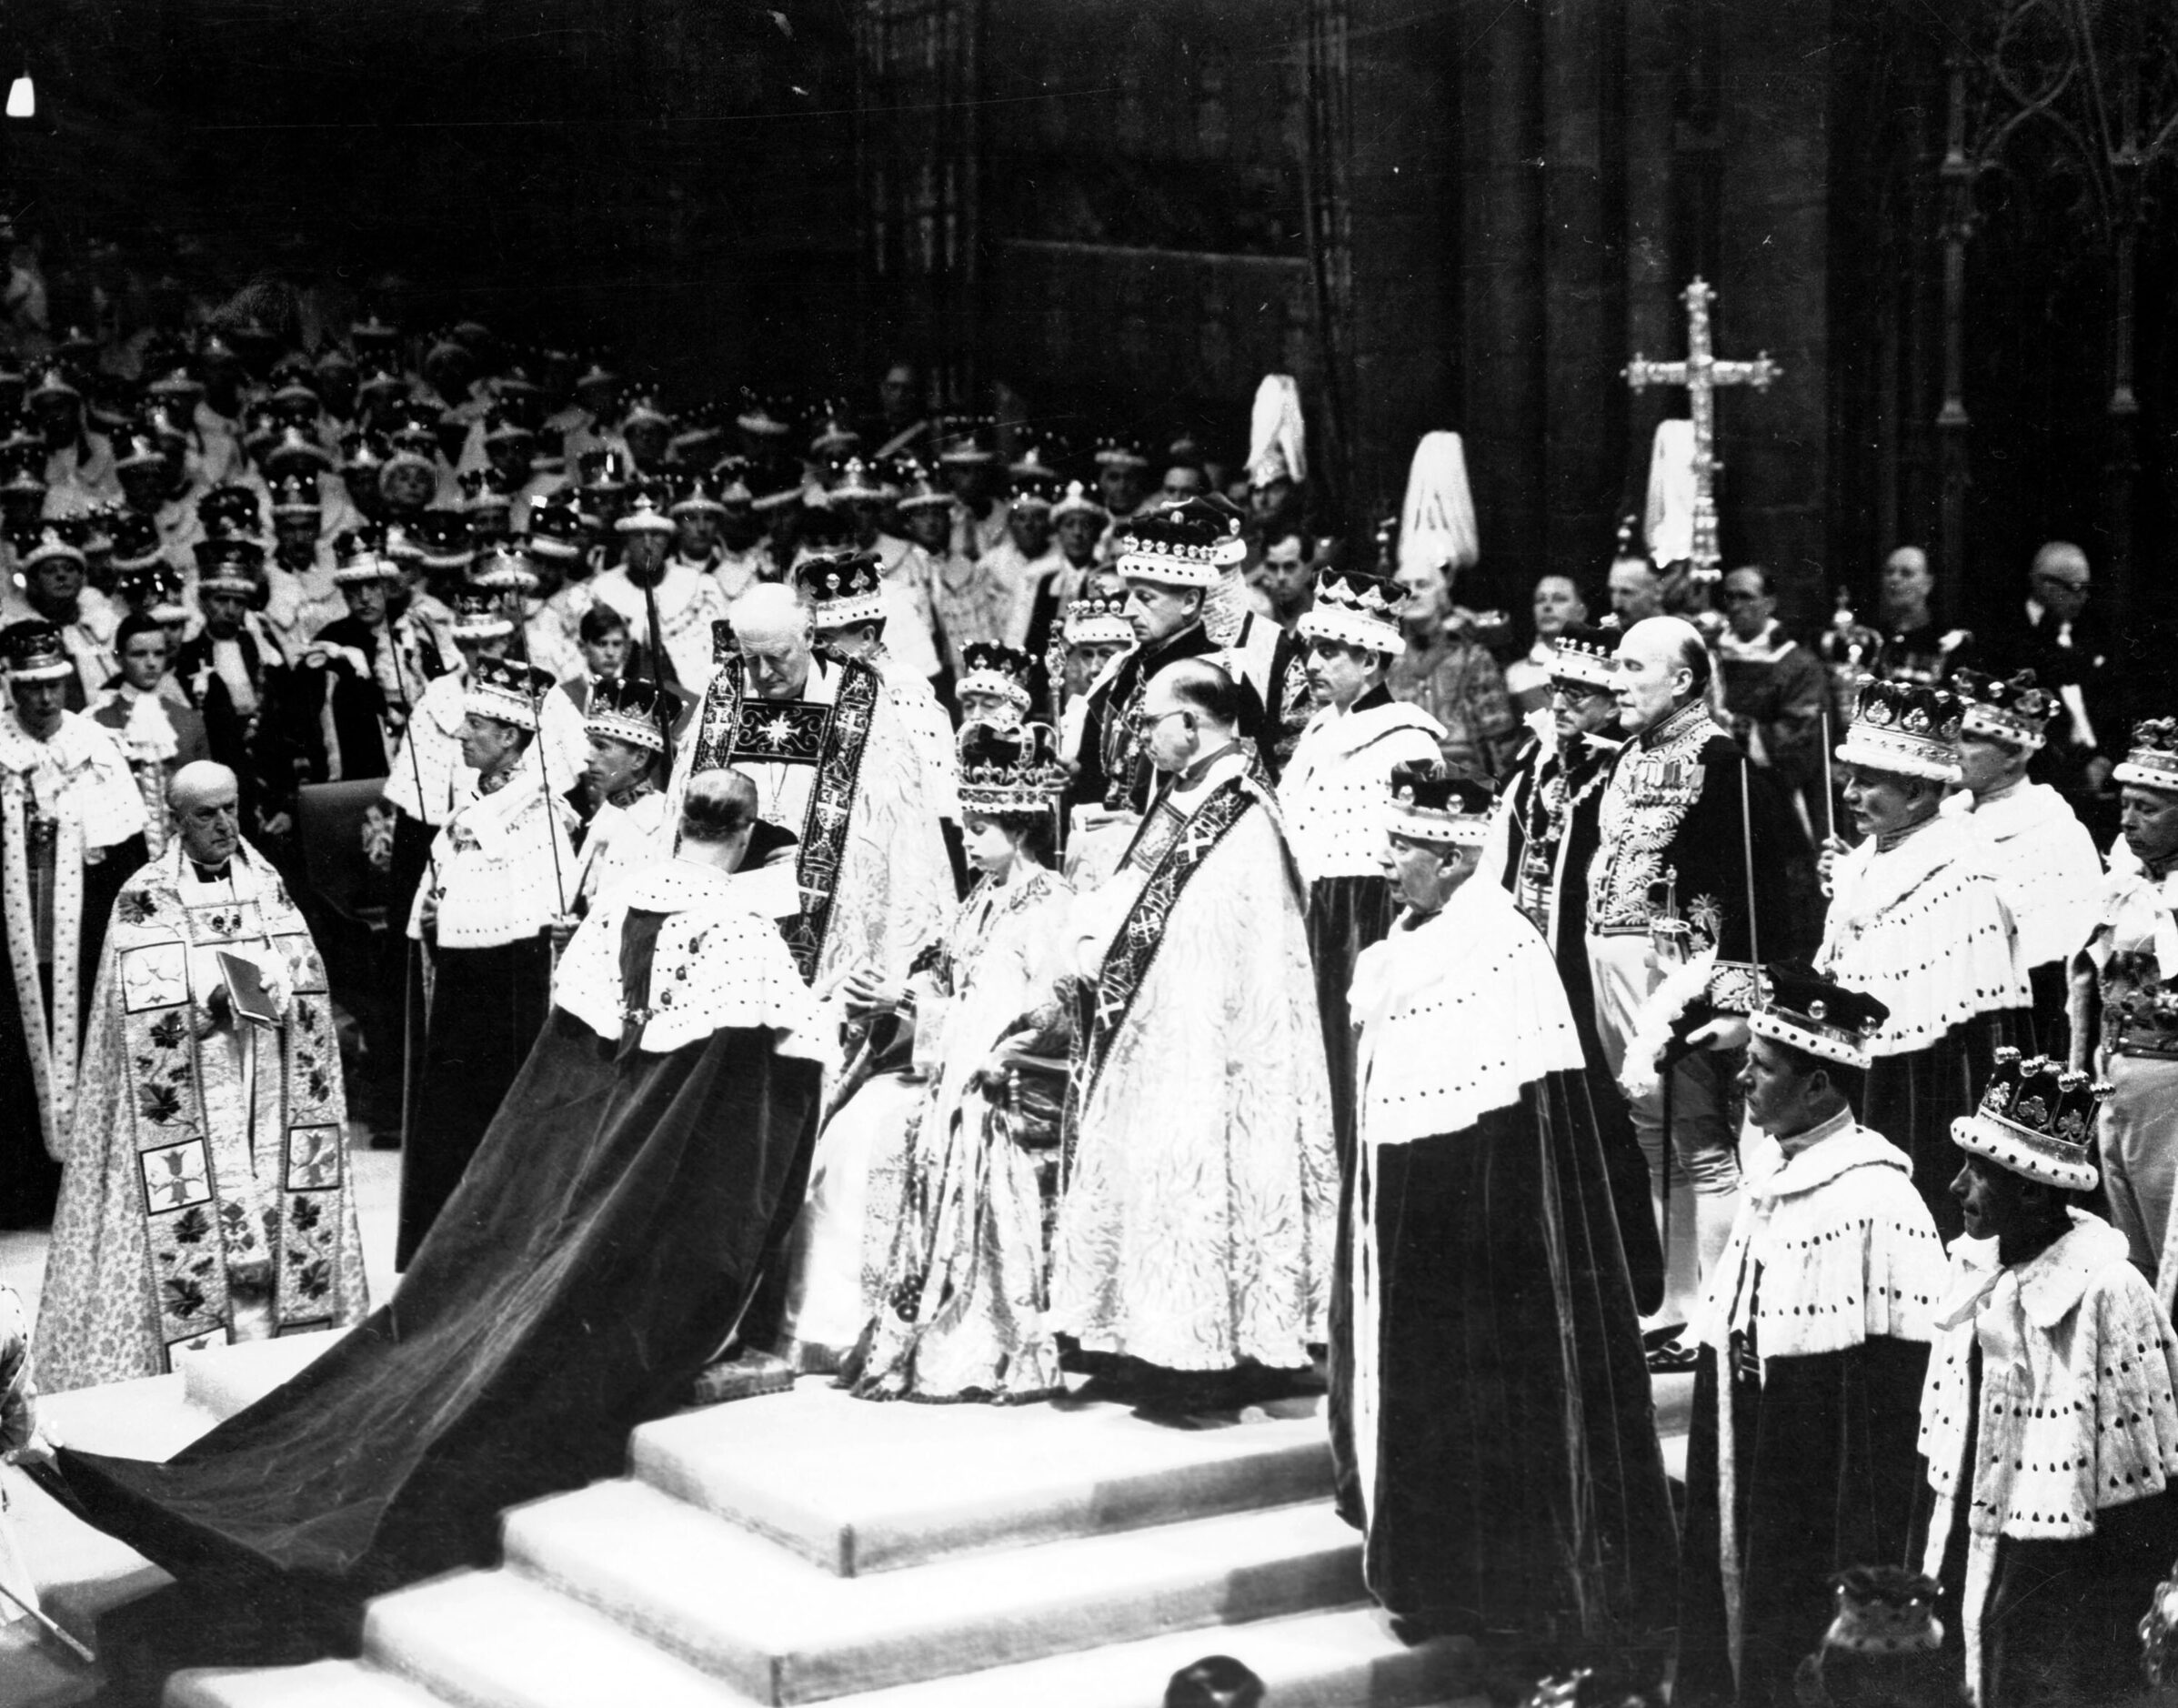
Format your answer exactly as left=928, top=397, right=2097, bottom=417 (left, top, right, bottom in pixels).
left=1623, top=276, right=1781, bottom=581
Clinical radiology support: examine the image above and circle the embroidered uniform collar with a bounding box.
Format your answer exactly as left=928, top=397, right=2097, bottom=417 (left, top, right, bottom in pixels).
left=1636, top=697, right=1715, bottom=752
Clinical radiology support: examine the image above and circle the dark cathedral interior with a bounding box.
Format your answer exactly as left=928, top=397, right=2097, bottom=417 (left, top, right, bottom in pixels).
left=14, top=1, right=2177, bottom=653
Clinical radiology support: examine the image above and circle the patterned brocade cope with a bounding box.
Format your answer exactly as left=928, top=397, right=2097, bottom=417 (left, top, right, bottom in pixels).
left=35, top=842, right=367, bottom=1392
left=1053, top=759, right=1337, bottom=1373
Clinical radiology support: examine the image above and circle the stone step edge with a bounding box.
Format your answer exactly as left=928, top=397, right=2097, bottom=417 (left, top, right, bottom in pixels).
left=166, top=1657, right=457, bottom=1708
left=628, top=1421, right=1335, bottom=1578
left=829, top=1603, right=1479, bottom=1708
left=497, top=1483, right=1361, bottom=1704
left=362, top=1569, right=757, bottom=1708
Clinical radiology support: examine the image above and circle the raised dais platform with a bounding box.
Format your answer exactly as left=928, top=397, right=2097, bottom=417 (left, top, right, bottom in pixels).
left=159, top=1378, right=1485, bottom=1708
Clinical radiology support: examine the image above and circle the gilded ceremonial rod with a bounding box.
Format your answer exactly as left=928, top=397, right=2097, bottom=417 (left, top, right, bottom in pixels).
left=1740, top=753, right=1760, bottom=975
left=1819, top=707, right=1836, bottom=844
left=641, top=577, right=677, bottom=779
left=0, top=1574, right=95, bottom=1665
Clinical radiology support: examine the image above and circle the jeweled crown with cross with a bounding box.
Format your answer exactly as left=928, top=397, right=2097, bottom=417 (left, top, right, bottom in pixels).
left=795, top=550, right=887, bottom=629
left=958, top=721, right=1067, bottom=818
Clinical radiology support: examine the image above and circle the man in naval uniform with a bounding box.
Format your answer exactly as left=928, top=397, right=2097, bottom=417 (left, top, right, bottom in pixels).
left=1588, top=616, right=1786, bottom=1336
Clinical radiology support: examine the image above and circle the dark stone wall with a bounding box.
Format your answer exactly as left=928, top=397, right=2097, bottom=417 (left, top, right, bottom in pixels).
left=9, top=0, right=862, bottom=393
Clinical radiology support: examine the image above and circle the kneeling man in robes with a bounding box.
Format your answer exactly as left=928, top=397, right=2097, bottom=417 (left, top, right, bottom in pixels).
left=1345, top=765, right=1676, bottom=1681
left=35, top=760, right=368, bottom=1392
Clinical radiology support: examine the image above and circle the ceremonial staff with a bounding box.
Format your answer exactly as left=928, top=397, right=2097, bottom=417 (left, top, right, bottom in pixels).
left=1741, top=752, right=1761, bottom=974
left=640, top=574, right=677, bottom=779
left=527, top=673, right=569, bottom=927
left=386, top=591, right=441, bottom=1137
left=0, top=1574, right=94, bottom=1665
left=1819, top=705, right=1837, bottom=843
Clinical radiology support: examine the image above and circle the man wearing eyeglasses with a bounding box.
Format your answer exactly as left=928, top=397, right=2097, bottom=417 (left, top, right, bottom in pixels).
left=1985, top=539, right=2117, bottom=814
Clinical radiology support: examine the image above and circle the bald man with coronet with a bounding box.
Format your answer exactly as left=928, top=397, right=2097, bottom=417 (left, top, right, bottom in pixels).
left=36, top=759, right=369, bottom=1389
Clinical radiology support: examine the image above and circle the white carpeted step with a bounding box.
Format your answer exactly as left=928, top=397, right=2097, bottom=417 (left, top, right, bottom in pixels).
left=167, top=1659, right=456, bottom=1707
left=633, top=1380, right=1332, bottom=1574
left=497, top=1476, right=1360, bottom=1703
left=175, top=1331, right=346, bottom=1422
left=36, top=1372, right=216, bottom=1465
left=362, top=1570, right=757, bottom=1708
left=828, top=1605, right=1480, bottom=1708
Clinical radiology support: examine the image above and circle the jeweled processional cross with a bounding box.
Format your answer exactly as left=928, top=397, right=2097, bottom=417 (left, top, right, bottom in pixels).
left=1622, top=277, right=1780, bottom=580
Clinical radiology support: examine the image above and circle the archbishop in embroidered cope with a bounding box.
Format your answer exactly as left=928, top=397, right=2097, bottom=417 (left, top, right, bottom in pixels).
left=35, top=833, right=368, bottom=1391
left=1054, top=725, right=1337, bottom=1377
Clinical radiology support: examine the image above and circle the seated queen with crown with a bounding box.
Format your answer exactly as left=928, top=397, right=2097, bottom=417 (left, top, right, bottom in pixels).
left=843, top=719, right=1076, bottom=1404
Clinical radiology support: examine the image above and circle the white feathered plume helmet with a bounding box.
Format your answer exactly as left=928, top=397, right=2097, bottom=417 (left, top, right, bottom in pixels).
left=1643, top=417, right=1697, bottom=570
left=1397, top=431, right=1479, bottom=584
left=1246, top=375, right=1307, bottom=489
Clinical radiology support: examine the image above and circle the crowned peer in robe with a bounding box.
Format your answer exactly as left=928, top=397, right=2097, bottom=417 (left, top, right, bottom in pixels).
left=568, top=673, right=674, bottom=912
left=36, top=761, right=369, bottom=1392
left=1674, top=966, right=1945, bottom=1708
left=0, top=618, right=148, bottom=1230
left=2075, top=717, right=2178, bottom=1301
left=1278, top=564, right=1445, bottom=1171
left=1053, top=658, right=1336, bottom=1412
left=399, top=655, right=575, bottom=1268
left=1942, top=668, right=2100, bottom=1060
left=1065, top=498, right=1257, bottom=880
left=1916, top=1052, right=2178, bottom=1708
left=1344, top=766, right=1676, bottom=1671
left=587, top=489, right=730, bottom=692
left=1819, top=679, right=2029, bottom=1240
left=1480, top=621, right=1662, bottom=1319
left=667, top=581, right=951, bottom=988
